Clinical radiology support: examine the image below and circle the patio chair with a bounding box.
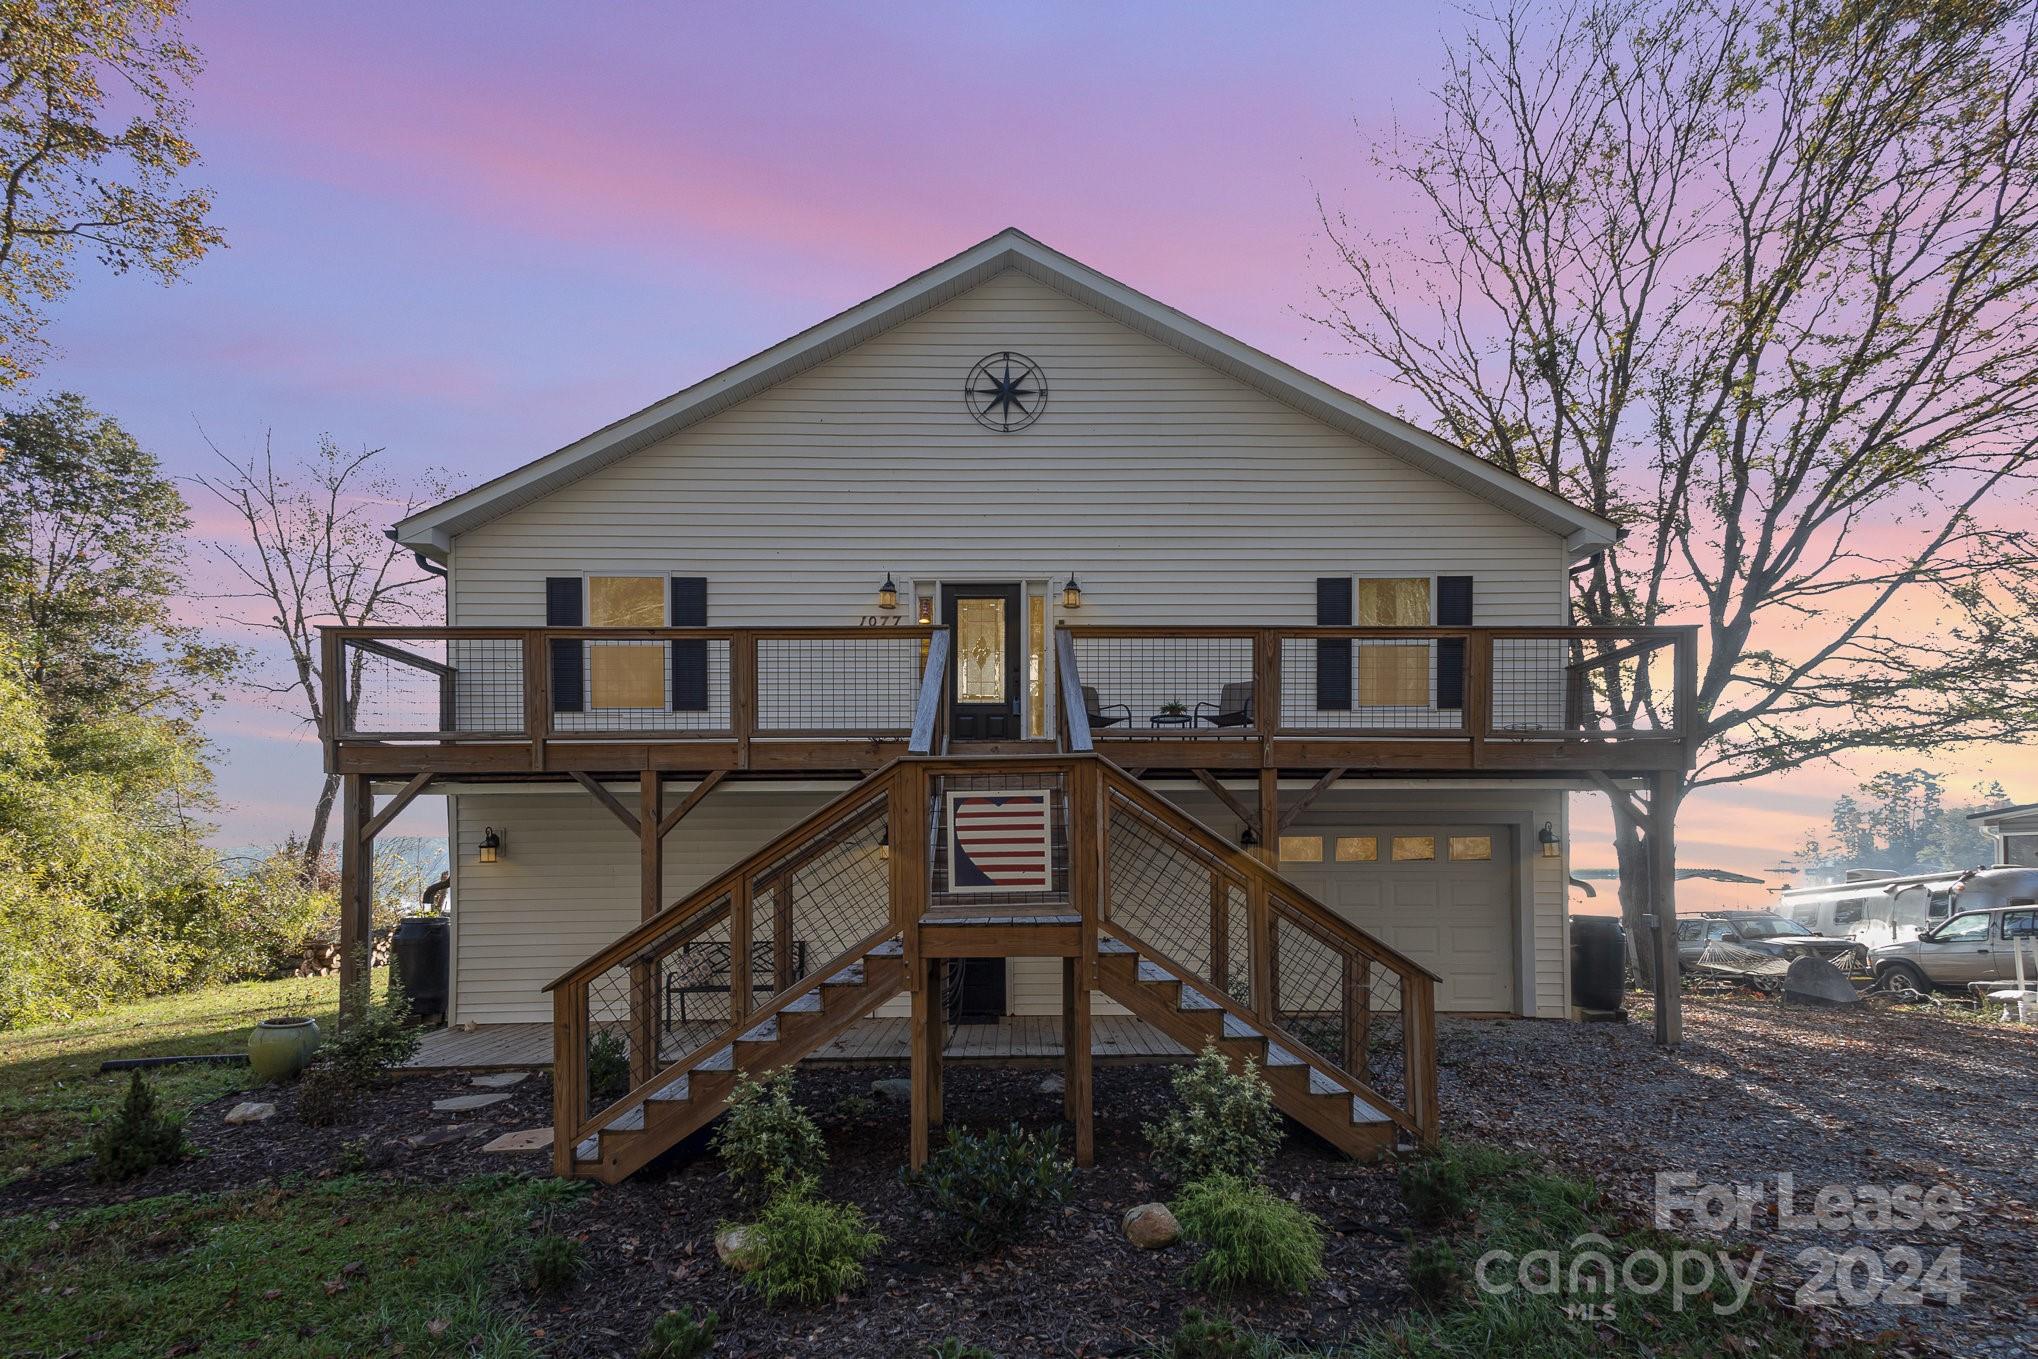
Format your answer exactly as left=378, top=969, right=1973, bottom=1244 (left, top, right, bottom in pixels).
left=1194, top=681, right=1255, bottom=729
left=1081, top=685, right=1132, bottom=729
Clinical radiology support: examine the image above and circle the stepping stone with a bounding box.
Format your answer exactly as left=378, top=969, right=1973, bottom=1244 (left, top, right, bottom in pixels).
left=432, top=1092, right=511, bottom=1114
left=224, top=1101, right=276, bottom=1126
left=469, top=1071, right=529, bottom=1089
left=481, top=1127, right=554, bottom=1153
left=406, top=1126, right=471, bottom=1149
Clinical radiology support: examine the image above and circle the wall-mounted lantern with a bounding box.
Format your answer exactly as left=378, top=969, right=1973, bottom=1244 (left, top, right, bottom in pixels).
left=878, top=827, right=891, bottom=862
left=1239, top=825, right=1258, bottom=850
left=877, top=573, right=900, bottom=611
left=1539, top=821, right=1561, bottom=859
left=1060, top=571, right=1083, bottom=610
left=478, top=826, right=504, bottom=864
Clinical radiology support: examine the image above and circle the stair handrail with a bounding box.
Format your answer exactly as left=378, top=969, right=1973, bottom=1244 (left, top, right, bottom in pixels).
left=910, top=629, right=951, bottom=755
left=1055, top=628, right=1094, bottom=752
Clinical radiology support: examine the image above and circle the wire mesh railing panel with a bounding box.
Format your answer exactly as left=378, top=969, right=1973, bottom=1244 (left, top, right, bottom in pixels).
left=1103, top=793, right=1250, bottom=1004
left=929, top=771, right=1069, bottom=910
left=342, top=636, right=525, bottom=736
left=1277, top=636, right=1462, bottom=732
left=746, top=793, right=892, bottom=994
left=1069, top=634, right=1256, bottom=732
left=578, top=896, right=732, bottom=1120
left=549, top=638, right=732, bottom=734
left=1272, top=912, right=1351, bottom=1073
left=755, top=635, right=921, bottom=733
left=1491, top=635, right=1679, bottom=735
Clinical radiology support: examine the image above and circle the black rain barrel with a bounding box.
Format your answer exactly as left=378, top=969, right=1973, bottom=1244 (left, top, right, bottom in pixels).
left=392, top=915, right=450, bottom=1023
left=1571, top=915, right=1627, bottom=1013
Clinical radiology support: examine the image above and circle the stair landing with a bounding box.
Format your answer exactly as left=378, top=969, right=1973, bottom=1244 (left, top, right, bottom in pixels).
left=408, top=1015, right=1191, bottom=1071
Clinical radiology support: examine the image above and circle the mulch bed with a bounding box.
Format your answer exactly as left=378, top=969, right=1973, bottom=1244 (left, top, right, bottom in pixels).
left=0, top=1061, right=1415, bottom=1356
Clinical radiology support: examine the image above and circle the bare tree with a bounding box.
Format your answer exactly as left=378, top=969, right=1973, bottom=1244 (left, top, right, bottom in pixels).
left=199, top=436, right=442, bottom=873
left=1317, top=0, right=2038, bottom=977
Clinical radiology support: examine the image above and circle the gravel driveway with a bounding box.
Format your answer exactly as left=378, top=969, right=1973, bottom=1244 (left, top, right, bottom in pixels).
left=1439, top=993, right=2038, bottom=1358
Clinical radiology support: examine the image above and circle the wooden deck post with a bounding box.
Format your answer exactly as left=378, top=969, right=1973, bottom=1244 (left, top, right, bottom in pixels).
left=1650, top=769, right=1684, bottom=1048
left=338, top=773, right=373, bottom=1022
left=1062, top=956, right=1093, bottom=1166
left=1257, top=768, right=1279, bottom=867
left=630, top=771, right=663, bottom=1086
left=909, top=956, right=941, bottom=1170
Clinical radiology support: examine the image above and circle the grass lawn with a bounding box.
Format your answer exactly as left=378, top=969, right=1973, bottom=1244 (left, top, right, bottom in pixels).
left=0, top=973, right=343, bottom=1181
left=0, top=1173, right=578, bottom=1358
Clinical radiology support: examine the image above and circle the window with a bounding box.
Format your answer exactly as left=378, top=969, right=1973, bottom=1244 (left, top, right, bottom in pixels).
left=956, top=597, right=1007, bottom=703
left=1932, top=913, right=1992, bottom=943
left=587, top=575, right=665, bottom=709
left=1709, top=921, right=1735, bottom=940
left=1357, top=578, right=1431, bottom=705
left=2002, top=910, right=2038, bottom=940
left=1279, top=836, right=1323, bottom=863
left=1927, top=890, right=1954, bottom=920
left=1391, top=835, right=1436, bottom=862
left=1335, top=836, right=1378, bottom=862
left=1447, top=835, right=1492, bottom=861
left=1833, top=897, right=1865, bottom=927
left=1026, top=592, right=1046, bottom=738
left=1677, top=921, right=1702, bottom=942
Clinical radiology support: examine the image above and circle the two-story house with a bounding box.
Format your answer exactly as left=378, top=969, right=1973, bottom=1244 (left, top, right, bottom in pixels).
left=325, top=229, right=1693, bottom=1180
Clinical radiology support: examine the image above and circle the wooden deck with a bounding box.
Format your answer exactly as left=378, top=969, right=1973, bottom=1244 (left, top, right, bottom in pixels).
left=408, top=1015, right=1189, bottom=1071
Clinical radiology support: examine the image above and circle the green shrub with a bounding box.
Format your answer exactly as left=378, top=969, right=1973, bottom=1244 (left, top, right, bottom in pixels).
left=747, top=1175, right=881, bottom=1308
left=89, top=1070, right=185, bottom=1183
left=1399, top=1154, right=1473, bottom=1228
left=1164, top=1308, right=1285, bottom=1359
left=521, top=1232, right=585, bottom=1295
left=928, top=1340, right=997, bottom=1359
left=641, top=1304, right=719, bottom=1358
left=293, top=973, right=417, bottom=1126
left=833, top=1092, right=878, bottom=1122
left=1172, top=1174, right=1325, bottom=1296
left=711, top=1069, right=826, bottom=1209
left=909, top=1123, right=1074, bottom=1256
left=1405, top=1236, right=1463, bottom=1306
left=587, top=1030, right=629, bottom=1104
left=1143, top=1045, right=1283, bottom=1184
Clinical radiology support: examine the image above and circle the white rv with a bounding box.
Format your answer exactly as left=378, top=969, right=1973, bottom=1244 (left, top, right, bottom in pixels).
left=1777, top=870, right=1967, bottom=947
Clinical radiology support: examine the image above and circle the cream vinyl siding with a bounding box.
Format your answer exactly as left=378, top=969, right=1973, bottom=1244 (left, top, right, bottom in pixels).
left=447, top=270, right=1569, bottom=632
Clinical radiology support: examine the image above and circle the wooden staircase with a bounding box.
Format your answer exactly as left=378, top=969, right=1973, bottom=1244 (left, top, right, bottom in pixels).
left=1095, top=933, right=1399, bottom=1159
left=569, top=938, right=907, bottom=1184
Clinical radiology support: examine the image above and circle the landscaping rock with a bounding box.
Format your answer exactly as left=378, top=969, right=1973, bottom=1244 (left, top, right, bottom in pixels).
left=1781, top=955, right=1863, bottom=1007
left=431, top=1092, right=511, bottom=1113
left=1037, top=1073, right=1065, bottom=1096
left=715, top=1224, right=763, bottom=1272
left=223, top=1101, right=276, bottom=1126
left=870, top=1078, right=913, bottom=1103
left=480, top=1127, right=554, bottom=1153
left=404, top=1126, right=472, bottom=1149
left=469, top=1071, right=530, bottom=1089
left=1121, top=1202, right=1178, bottom=1249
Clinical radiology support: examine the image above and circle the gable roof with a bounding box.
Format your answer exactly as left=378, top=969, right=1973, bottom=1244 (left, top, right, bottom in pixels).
left=395, top=228, right=1620, bottom=556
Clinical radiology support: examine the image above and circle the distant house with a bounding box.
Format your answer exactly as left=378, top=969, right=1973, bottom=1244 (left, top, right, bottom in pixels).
left=1971, top=801, right=2038, bottom=868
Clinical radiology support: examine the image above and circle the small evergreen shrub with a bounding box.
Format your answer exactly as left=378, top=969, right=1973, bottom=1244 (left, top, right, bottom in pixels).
left=928, top=1340, right=997, bottom=1359
left=296, top=972, right=419, bottom=1126
left=908, top=1123, right=1074, bottom=1256
left=521, top=1232, right=585, bottom=1295
left=1405, top=1236, right=1463, bottom=1306
left=833, top=1092, right=878, bottom=1122
left=748, top=1175, right=881, bottom=1308
left=1143, top=1045, right=1283, bottom=1184
left=1164, top=1308, right=1282, bottom=1359
left=1399, top=1154, right=1473, bottom=1228
left=89, top=1071, right=185, bottom=1183
left=712, top=1069, right=826, bottom=1209
left=1172, top=1174, right=1325, bottom=1296
left=587, top=1031, right=629, bottom=1104
left=641, top=1304, right=719, bottom=1358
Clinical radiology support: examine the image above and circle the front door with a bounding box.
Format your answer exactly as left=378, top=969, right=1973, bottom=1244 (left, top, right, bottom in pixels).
left=944, top=585, right=1022, bottom=741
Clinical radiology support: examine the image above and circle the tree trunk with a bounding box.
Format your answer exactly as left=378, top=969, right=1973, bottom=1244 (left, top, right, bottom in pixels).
left=1612, top=800, right=1656, bottom=988
left=302, top=771, right=339, bottom=880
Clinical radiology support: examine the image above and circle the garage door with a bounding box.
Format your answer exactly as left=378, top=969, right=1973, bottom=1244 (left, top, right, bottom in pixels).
left=1280, top=826, right=1516, bottom=1013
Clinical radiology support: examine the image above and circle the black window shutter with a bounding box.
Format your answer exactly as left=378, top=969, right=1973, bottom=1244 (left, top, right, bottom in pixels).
left=546, top=577, right=584, bottom=714
left=1436, top=575, right=1473, bottom=710
left=670, top=576, right=708, bottom=712
left=1315, top=577, right=1352, bottom=711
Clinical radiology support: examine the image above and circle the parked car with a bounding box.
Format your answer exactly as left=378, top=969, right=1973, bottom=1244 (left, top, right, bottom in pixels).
left=1869, top=905, right=2038, bottom=993
left=1676, top=912, right=1867, bottom=971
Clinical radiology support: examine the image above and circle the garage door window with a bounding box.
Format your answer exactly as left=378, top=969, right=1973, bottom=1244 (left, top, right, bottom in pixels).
left=1335, top=835, right=1378, bottom=862
left=1391, top=835, right=1436, bottom=861
left=1279, top=836, right=1322, bottom=863
left=1448, top=835, right=1493, bottom=861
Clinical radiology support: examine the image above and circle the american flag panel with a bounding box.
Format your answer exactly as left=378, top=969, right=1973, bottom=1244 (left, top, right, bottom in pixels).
left=946, top=791, right=1053, bottom=893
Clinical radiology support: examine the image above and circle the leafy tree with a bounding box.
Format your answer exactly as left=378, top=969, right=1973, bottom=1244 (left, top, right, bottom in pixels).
left=0, top=391, right=236, bottom=745
left=1795, top=768, right=2006, bottom=875
left=1318, top=0, right=2038, bottom=980
left=0, top=0, right=224, bottom=387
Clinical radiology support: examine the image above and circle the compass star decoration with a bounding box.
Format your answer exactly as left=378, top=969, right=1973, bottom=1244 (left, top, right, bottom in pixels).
left=965, top=351, right=1047, bottom=430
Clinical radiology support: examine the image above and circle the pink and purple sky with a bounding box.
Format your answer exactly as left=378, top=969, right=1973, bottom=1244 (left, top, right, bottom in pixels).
left=34, top=2, right=2030, bottom=897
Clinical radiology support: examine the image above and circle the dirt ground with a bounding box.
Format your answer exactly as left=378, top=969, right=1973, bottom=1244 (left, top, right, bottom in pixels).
left=1441, top=992, right=2038, bottom=1359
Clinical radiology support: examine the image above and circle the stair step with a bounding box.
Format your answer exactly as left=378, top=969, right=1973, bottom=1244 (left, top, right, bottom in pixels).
left=647, top=1073, right=690, bottom=1103
left=610, top=1104, right=645, bottom=1133
left=1221, top=1014, right=1260, bottom=1040
left=696, top=1045, right=733, bottom=1072
left=1265, top=1043, right=1304, bottom=1067
left=575, top=1135, right=599, bottom=1163
left=1308, top=1069, right=1343, bottom=1098
left=1352, top=1095, right=1389, bottom=1125
left=825, top=962, right=865, bottom=986
left=739, top=1017, right=778, bottom=1043
left=1178, top=986, right=1219, bottom=1012
left=1135, top=960, right=1171, bottom=984
left=869, top=938, right=904, bottom=958
left=784, top=991, right=823, bottom=1014
left=1098, top=937, right=1136, bottom=955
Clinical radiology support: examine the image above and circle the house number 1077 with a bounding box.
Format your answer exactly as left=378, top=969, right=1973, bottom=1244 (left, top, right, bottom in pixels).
left=857, top=615, right=904, bottom=627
